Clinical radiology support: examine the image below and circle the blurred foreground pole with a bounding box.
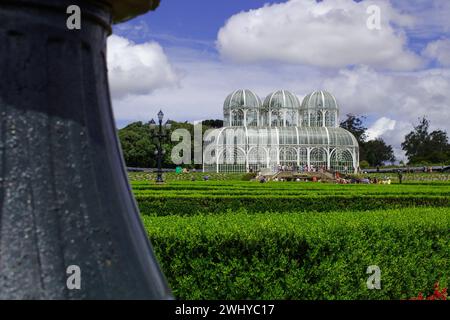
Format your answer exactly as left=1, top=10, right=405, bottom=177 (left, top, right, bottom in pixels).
left=0, top=0, right=172, bottom=299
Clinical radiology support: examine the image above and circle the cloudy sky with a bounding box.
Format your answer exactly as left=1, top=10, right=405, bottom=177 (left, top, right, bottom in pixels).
left=108, top=0, right=450, bottom=160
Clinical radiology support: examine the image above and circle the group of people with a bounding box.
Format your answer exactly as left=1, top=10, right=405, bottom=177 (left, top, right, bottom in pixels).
left=336, top=176, right=392, bottom=185
left=258, top=176, right=311, bottom=183
left=250, top=164, right=329, bottom=174
left=181, top=167, right=197, bottom=173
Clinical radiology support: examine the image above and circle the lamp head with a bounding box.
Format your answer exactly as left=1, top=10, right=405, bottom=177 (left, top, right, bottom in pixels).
left=149, top=118, right=156, bottom=130
left=157, top=110, right=164, bottom=122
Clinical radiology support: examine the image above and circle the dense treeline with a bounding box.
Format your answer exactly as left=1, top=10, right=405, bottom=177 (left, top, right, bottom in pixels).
left=118, top=119, right=222, bottom=168
left=402, top=117, right=450, bottom=165
left=341, top=115, right=450, bottom=167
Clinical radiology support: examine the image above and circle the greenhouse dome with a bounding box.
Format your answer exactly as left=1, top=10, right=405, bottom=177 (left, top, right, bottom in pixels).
left=300, top=90, right=339, bottom=127
left=262, top=90, right=301, bottom=127
left=203, top=90, right=359, bottom=174
left=223, top=89, right=262, bottom=127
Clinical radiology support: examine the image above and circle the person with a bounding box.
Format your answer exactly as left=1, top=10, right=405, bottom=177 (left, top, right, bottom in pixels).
left=397, top=169, right=403, bottom=184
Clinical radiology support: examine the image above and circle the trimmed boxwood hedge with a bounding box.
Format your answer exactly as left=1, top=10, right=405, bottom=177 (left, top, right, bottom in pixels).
left=136, top=194, right=450, bottom=216
left=144, top=208, right=450, bottom=300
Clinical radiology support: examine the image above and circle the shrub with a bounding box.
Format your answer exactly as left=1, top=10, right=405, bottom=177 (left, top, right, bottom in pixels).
left=359, top=160, right=370, bottom=169
left=136, top=194, right=449, bottom=216
left=241, top=173, right=257, bottom=181
left=144, top=208, right=450, bottom=300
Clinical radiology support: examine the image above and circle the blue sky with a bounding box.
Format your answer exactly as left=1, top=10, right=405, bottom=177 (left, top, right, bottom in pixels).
left=114, top=1, right=287, bottom=46
left=108, top=0, right=450, bottom=159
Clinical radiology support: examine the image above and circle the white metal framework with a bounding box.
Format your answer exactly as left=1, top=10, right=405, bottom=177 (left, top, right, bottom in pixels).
left=205, top=90, right=359, bottom=173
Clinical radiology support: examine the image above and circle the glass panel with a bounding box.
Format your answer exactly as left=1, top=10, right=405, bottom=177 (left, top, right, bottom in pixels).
left=310, top=147, right=328, bottom=171
left=231, top=109, right=244, bottom=126
left=325, top=111, right=336, bottom=127
left=331, top=149, right=354, bottom=173
left=246, top=109, right=258, bottom=126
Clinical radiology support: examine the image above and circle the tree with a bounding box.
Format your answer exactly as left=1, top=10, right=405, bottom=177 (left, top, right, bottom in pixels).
left=401, top=117, right=450, bottom=164
left=202, top=119, right=223, bottom=128
left=340, top=114, right=367, bottom=144
left=340, top=114, right=368, bottom=161
left=118, top=122, right=155, bottom=168
left=340, top=114, right=396, bottom=166
left=365, top=138, right=395, bottom=166
left=118, top=119, right=222, bottom=168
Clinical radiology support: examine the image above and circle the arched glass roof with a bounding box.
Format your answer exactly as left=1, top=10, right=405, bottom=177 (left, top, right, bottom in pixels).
left=301, top=91, right=338, bottom=110
left=223, top=89, right=262, bottom=110
left=263, top=90, right=300, bottom=110
left=205, top=126, right=358, bottom=148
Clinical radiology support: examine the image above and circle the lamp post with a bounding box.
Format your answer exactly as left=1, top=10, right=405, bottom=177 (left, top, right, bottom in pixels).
left=150, top=110, right=171, bottom=183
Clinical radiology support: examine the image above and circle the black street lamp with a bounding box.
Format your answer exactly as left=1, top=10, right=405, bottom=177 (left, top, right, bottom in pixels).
left=150, top=110, right=171, bottom=183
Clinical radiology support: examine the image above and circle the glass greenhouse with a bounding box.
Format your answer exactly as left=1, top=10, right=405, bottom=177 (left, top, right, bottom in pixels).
left=203, top=89, right=359, bottom=173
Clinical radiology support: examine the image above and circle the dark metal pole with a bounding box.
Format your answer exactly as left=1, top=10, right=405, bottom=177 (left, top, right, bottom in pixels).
left=0, top=0, right=171, bottom=299
left=151, top=111, right=168, bottom=184
left=156, top=118, right=164, bottom=183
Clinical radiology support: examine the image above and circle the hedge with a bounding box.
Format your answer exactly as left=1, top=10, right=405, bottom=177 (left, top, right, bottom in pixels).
left=136, top=194, right=449, bottom=216
left=143, top=208, right=450, bottom=300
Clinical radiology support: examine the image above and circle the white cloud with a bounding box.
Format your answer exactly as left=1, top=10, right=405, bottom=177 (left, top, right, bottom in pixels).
left=366, top=117, right=396, bottom=141
left=323, top=66, right=450, bottom=132
left=111, top=46, right=324, bottom=124
left=423, top=39, right=450, bottom=67
left=107, top=35, right=179, bottom=100
left=217, top=0, right=423, bottom=71
left=380, top=120, right=413, bottom=161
